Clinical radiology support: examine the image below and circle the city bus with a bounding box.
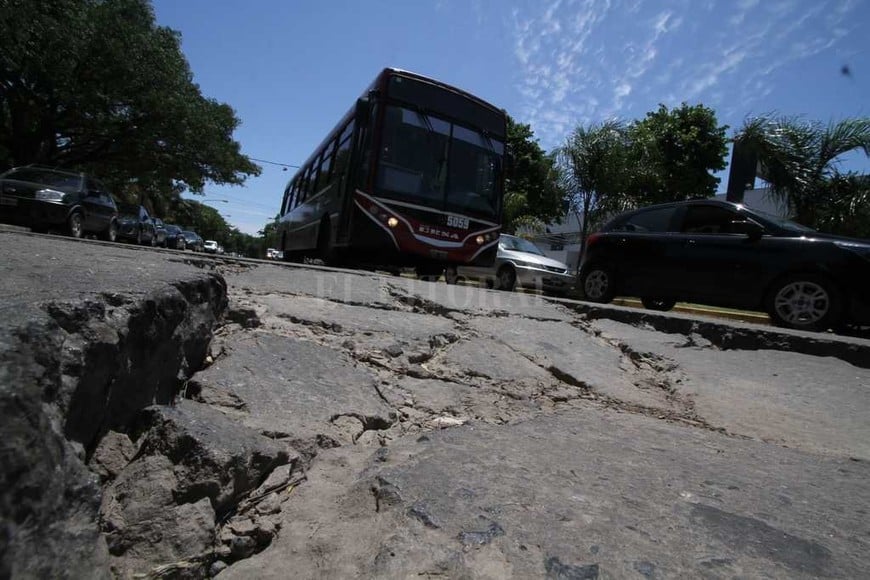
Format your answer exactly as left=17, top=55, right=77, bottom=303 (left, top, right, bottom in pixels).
left=277, top=68, right=507, bottom=276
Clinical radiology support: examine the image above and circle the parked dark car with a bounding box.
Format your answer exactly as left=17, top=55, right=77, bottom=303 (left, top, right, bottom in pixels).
left=0, top=166, right=118, bottom=240
left=181, top=230, right=204, bottom=252
left=163, top=224, right=186, bottom=249
left=579, top=199, right=870, bottom=331
left=116, top=203, right=157, bottom=245
left=151, top=217, right=168, bottom=247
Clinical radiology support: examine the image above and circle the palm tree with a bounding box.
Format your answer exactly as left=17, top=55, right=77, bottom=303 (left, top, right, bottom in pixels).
left=734, top=115, right=870, bottom=231
left=556, top=120, right=631, bottom=259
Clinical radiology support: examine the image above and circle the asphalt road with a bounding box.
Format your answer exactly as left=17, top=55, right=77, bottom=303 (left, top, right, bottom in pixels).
left=3, top=229, right=869, bottom=578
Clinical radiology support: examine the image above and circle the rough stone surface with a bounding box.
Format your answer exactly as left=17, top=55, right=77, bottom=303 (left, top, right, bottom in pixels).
left=133, top=401, right=295, bottom=518
left=0, top=233, right=226, bottom=578
left=223, top=410, right=869, bottom=579
left=3, top=231, right=870, bottom=578
left=100, top=454, right=216, bottom=578
left=186, top=332, right=396, bottom=456
left=89, top=430, right=138, bottom=483
left=591, top=318, right=870, bottom=459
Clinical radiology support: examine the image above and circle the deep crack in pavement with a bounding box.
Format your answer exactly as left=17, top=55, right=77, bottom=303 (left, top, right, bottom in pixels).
left=2, top=233, right=869, bottom=579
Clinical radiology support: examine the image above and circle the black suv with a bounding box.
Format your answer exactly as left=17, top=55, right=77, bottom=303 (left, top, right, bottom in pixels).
left=579, top=199, right=870, bottom=331
left=0, top=166, right=118, bottom=240
left=116, top=203, right=157, bottom=245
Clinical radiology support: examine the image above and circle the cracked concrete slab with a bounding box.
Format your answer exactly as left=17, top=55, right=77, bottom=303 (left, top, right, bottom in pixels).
left=252, top=292, right=458, bottom=343
left=187, top=332, right=396, bottom=452
left=435, top=338, right=553, bottom=383
left=591, top=319, right=870, bottom=459
left=471, top=316, right=682, bottom=413
left=4, top=232, right=870, bottom=578
left=221, top=407, right=870, bottom=579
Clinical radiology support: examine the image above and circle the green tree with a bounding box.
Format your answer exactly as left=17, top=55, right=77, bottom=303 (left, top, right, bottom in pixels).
left=0, top=0, right=259, bottom=197
left=557, top=120, right=631, bottom=258
left=260, top=215, right=281, bottom=254
left=625, top=103, right=729, bottom=205
left=503, top=117, right=565, bottom=233
left=734, top=115, right=870, bottom=234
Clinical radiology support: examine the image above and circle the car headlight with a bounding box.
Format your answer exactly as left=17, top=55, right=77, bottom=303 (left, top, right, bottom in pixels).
left=512, top=259, right=540, bottom=269
left=35, top=189, right=66, bottom=202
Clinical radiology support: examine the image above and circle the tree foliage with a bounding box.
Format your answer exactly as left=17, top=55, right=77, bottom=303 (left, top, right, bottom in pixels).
left=625, top=103, right=729, bottom=205
left=734, top=115, right=870, bottom=235
left=557, top=120, right=631, bottom=256
left=503, top=117, right=565, bottom=233
left=557, top=104, right=728, bottom=256
left=0, top=0, right=259, bottom=198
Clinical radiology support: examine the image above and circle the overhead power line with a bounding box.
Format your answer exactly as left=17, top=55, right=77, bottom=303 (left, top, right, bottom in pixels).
left=249, top=157, right=301, bottom=170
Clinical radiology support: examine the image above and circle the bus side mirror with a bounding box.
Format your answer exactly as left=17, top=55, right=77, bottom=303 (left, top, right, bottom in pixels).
left=355, top=98, right=371, bottom=128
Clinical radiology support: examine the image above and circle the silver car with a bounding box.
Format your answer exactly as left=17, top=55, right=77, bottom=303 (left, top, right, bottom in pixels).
left=446, top=234, right=576, bottom=294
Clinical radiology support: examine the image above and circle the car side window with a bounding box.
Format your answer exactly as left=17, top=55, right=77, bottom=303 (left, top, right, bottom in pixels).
left=611, top=207, right=677, bottom=233
left=681, top=205, right=740, bottom=234
left=85, top=178, right=102, bottom=196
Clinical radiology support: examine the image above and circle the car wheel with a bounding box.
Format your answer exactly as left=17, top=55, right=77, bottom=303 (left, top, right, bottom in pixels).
left=766, top=274, right=842, bottom=331
left=444, top=266, right=459, bottom=285
left=100, top=220, right=117, bottom=242
left=67, top=212, right=84, bottom=238
left=581, top=265, right=615, bottom=303
left=495, top=265, right=517, bottom=291
left=641, top=297, right=676, bottom=311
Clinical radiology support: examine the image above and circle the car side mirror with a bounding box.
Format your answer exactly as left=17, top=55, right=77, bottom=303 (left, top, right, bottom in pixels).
left=731, top=219, right=763, bottom=240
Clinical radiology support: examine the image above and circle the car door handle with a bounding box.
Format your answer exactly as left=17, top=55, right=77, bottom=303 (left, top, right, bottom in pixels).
left=683, top=239, right=697, bottom=246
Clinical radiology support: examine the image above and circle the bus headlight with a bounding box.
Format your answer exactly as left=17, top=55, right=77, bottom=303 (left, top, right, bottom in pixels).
left=387, top=217, right=399, bottom=228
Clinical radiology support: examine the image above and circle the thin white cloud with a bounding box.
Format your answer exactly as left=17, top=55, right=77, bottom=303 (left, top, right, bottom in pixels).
left=511, top=0, right=860, bottom=148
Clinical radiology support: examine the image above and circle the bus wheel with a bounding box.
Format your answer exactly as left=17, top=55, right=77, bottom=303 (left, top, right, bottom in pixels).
left=282, top=250, right=303, bottom=263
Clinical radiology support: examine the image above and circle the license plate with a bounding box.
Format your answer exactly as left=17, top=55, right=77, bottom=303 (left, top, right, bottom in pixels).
left=0, top=196, right=17, bottom=206
left=446, top=215, right=469, bottom=229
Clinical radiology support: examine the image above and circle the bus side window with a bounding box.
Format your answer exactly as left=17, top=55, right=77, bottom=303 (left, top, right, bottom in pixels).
left=316, top=139, right=336, bottom=192
left=288, top=178, right=299, bottom=210
left=297, top=169, right=309, bottom=205
left=281, top=183, right=292, bottom=215
left=333, top=127, right=354, bottom=186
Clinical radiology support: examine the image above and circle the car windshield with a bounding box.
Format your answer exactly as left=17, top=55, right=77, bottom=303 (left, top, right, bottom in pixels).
left=375, top=105, right=503, bottom=221
left=500, top=235, right=544, bottom=255
left=3, top=168, right=81, bottom=192
left=165, top=225, right=181, bottom=234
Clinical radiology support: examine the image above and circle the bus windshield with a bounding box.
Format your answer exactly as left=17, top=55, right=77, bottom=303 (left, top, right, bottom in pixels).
left=375, top=105, right=503, bottom=221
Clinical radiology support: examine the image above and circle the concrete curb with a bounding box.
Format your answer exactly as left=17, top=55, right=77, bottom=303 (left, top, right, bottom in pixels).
left=548, top=296, right=870, bottom=369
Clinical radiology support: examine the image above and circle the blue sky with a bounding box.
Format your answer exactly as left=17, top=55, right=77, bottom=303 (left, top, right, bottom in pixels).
left=152, top=0, right=869, bottom=234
